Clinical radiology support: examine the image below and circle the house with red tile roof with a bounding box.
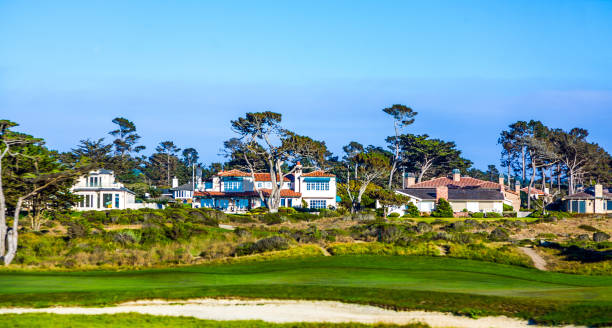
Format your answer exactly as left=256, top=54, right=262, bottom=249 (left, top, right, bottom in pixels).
left=192, top=163, right=337, bottom=213
left=392, top=169, right=521, bottom=216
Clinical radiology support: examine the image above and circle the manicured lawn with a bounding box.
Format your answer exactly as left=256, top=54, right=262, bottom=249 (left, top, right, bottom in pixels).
left=0, top=313, right=427, bottom=328
left=0, top=256, right=610, bottom=326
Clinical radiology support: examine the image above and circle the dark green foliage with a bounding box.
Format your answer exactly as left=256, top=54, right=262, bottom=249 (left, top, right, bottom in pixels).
left=503, top=203, right=514, bottom=211
left=489, top=227, right=510, bottom=242
left=404, top=202, right=420, bottom=217
left=234, top=236, right=290, bottom=256
left=66, top=220, right=91, bottom=239
left=470, top=212, right=484, bottom=218
left=388, top=212, right=400, bottom=218
left=260, top=213, right=285, bottom=225
left=416, top=222, right=432, bottom=233
left=579, top=224, right=599, bottom=232
left=593, top=232, right=610, bottom=242
left=485, top=212, right=502, bottom=218
left=431, top=198, right=453, bottom=218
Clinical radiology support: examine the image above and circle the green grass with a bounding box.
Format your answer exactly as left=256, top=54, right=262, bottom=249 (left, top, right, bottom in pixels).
left=0, top=256, right=611, bottom=326
left=0, top=313, right=428, bottom=328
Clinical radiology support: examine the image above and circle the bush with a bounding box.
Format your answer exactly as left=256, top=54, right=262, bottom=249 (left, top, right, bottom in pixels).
left=249, top=207, right=269, bottom=215
left=388, top=212, right=400, bottom=218
left=593, top=231, right=610, bottom=242
left=234, top=236, right=290, bottom=256
left=404, top=202, right=420, bottom=217
left=140, top=225, right=167, bottom=244
left=260, top=213, right=285, bottom=225
left=503, top=203, right=514, bottom=211
left=431, top=198, right=453, bottom=217
left=66, top=220, right=91, bottom=239
left=578, top=224, right=599, bottom=232
left=489, top=227, right=510, bottom=242
left=470, top=212, right=484, bottom=218
left=416, top=221, right=432, bottom=233
left=485, top=212, right=502, bottom=218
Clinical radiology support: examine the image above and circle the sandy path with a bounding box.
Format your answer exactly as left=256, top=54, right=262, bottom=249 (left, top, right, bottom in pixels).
left=519, top=247, right=547, bottom=270
left=0, top=299, right=580, bottom=328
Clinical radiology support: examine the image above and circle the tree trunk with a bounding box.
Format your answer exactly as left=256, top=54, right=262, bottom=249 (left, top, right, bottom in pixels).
left=0, top=158, right=6, bottom=258
left=4, top=197, right=23, bottom=265
left=521, top=147, right=526, bottom=182
left=528, top=160, right=536, bottom=209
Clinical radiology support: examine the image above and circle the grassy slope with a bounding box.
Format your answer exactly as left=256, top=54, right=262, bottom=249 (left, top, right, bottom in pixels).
left=0, top=313, right=428, bottom=328
left=0, top=256, right=611, bottom=325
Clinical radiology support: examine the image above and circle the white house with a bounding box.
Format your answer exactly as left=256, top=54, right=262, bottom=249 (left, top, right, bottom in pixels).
left=192, top=162, right=337, bottom=213
left=71, top=169, right=159, bottom=210
left=170, top=177, right=194, bottom=204
left=389, top=170, right=512, bottom=216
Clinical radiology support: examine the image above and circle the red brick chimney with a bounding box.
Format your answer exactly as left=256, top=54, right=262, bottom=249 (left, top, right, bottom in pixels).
left=404, top=172, right=416, bottom=188
left=436, top=186, right=448, bottom=201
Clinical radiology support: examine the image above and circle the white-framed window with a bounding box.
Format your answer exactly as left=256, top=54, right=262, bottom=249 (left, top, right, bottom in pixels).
left=257, top=182, right=263, bottom=188
left=306, top=182, right=329, bottom=191
left=309, top=199, right=327, bottom=209
left=224, top=180, right=242, bottom=191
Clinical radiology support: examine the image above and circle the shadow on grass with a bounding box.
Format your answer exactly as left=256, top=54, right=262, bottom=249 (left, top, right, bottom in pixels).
left=541, top=242, right=612, bottom=263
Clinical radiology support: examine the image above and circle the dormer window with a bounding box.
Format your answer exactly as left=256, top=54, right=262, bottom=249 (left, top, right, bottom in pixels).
left=88, top=176, right=100, bottom=187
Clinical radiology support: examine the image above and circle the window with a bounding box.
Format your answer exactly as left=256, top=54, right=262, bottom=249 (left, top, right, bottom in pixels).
left=607, top=200, right=612, bottom=211
left=257, top=182, right=263, bottom=188
left=306, top=182, right=329, bottom=191
left=103, top=194, right=113, bottom=208
left=281, top=198, right=286, bottom=206
left=309, top=199, right=326, bottom=209
left=236, top=199, right=249, bottom=209
left=224, top=180, right=242, bottom=191
left=216, top=199, right=229, bottom=209
left=114, top=194, right=120, bottom=208
left=205, top=181, right=213, bottom=189
left=201, top=199, right=214, bottom=207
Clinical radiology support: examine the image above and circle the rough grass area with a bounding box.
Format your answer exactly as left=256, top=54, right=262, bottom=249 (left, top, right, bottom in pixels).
left=0, top=256, right=610, bottom=326
left=0, top=313, right=428, bottom=328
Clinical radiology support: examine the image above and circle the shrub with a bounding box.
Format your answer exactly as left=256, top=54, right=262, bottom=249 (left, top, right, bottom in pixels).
left=66, top=220, right=91, bottom=239
left=388, top=212, right=400, bottom=218
left=140, top=225, right=167, bottom=244
left=404, top=202, right=420, bottom=217
left=489, top=227, right=510, bottom=242
left=376, top=224, right=404, bottom=243
left=431, top=198, right=453, bottom=217
left=249, top=207, right=269, bottom=215
left=578, top=224, right=599, bottom=232
left=416, top=221, right=432, bottom=233
left=112, top=230, right=140, bottom=245
left=593, top=231, right=610, bottom=242
left=234, top=236, right=290, bottom=256
left=503, top=203, right=514, bottom=211
left=470, top=212, right=484, bottom=218
left=485, top=212, right=502, bottom=218
left=260, top=213, right=285, bottom=225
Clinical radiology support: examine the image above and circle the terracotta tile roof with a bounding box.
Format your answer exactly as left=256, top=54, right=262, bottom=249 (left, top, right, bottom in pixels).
left=520, top=187, right=547, bottom=195
left=302, top=170, right=335, bottom=177
left=217, top=169, right=250, bottom=177
left=254, top=173, right=291, bottom=182
left=194, top=189, right=301, bottom=198
left=258, top=188, right=302, bottom=197
left=410, top=176, right=501, bottom=189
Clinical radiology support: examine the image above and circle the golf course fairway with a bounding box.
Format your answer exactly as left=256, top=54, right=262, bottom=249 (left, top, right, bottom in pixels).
left=0, top=256, right=610, bottom=326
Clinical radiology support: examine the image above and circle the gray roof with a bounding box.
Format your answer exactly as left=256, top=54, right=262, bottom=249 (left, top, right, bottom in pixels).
left=564, top=190, right=612, bottom=200
left=73, top=187, right=135, bottom=195
left=171, top=183, right=194, bottom=191
left=397, top=188, right=504, bottom=201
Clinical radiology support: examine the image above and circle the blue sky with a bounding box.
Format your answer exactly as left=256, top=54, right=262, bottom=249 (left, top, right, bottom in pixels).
left=1, top=1, right=611, bottom=170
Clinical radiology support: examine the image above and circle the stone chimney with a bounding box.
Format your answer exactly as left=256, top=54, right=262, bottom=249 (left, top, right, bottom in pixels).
left=172, top=177, right=179, bottom=188
left=404, top=172, right=416, bottom=188
left=515, top=180, right=520, bottom=194
left=452, top=169, right=460, bottom=182
left=498, top=176, right=505, bottom=187
left=436, top=186, right=448, bottom=201
left=595, top=184, right=603, bottom=198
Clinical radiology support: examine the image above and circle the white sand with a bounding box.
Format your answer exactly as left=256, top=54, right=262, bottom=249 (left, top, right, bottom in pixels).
left=0, top=298, right=581, bottom=328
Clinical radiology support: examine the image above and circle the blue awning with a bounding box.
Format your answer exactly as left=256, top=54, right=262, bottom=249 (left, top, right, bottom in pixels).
left=304, top=177, right=330, bottom=182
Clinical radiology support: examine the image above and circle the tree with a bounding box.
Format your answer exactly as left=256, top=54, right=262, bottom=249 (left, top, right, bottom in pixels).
left=383, top=104, right=417, bottom=189
left=522, top=121, right=557, bottom=209
left=72, top=138, right=112, bottom=165
left=0, top=120, right=87, bottom=265
left=498, top=121, right=529, bottom=183
left=405, top=202, right=420, bottom=217
left=343, top=148, right=391, bottom=213
left=431, top=198, right=453, bottom=218
left=371, top=188, right=409, bottom=218
left=398, top=134, right=471, bottom=182
left=155, top=141, right=181, bottom=186
left=229, top=112, right=328, bottom=213
left=342, top=141, right=364, bottom=180
left=486, top=165, right=500, bottom=182
left=109, top=117, right=145, bottom=158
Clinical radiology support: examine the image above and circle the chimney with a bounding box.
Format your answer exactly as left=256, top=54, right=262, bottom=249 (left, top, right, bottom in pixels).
left=515, top=180, right=520, bottom=194
left=404, top=172, right=416, bottom=188
left=595, top=184, right=603, bottom=198
left=452, top=169, right=460, bottom=182
left=436, top=186, right=448, bottom=202
left=498, top=176, right=505, bottom=187
left=172, top=177, right=179, bottom=188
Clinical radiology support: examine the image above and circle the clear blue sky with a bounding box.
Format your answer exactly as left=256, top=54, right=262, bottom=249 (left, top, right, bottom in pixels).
left=1, top=1, right=611, bottom=170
